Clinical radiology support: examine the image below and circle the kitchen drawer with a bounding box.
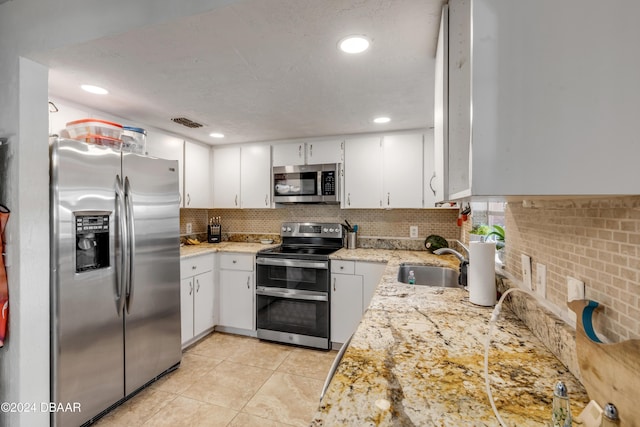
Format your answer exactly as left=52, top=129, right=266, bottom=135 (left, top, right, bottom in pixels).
left=180, top=254, right=214, bottom=279
left=331, top=260, right=355, bottom=275
left=219, top=252, right=254, bottom=271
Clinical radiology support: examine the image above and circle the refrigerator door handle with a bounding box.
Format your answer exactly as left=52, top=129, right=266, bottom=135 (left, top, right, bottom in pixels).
left=115, top=175, right=127, bottom=316
left=124, top=176, right=136, bottom=313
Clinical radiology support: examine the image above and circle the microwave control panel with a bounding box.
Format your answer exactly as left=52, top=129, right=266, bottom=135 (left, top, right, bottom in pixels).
left=321, top=171, right=336, bottom=196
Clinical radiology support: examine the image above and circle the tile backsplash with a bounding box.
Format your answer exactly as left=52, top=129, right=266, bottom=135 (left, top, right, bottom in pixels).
left=181, top=206, right=459, bottom=243
left=503, top=196, right=640, bottom=342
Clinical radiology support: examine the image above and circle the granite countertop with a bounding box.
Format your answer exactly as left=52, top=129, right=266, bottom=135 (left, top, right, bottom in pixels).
left=180, top=242, right=278, bottom=258
left=313, top=250, right=588, bottom=426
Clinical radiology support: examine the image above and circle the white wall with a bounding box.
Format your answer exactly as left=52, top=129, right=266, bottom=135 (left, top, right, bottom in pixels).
left=0, top=1, right=238, bottom=425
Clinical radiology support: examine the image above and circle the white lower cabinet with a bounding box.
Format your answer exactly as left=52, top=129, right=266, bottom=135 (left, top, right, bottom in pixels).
left=218, top=253, right=255, bottom=333
left=180, top=254, right=215, bottom=347
left=330, top=260, right=386, bottom=345
left=357, top=262, right=388, bottom=310
left=331, top=272, right=363, bottom=345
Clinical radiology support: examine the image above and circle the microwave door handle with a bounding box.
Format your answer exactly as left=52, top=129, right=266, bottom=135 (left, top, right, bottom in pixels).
left=124, top=176, right=136, bottom=314
left=115, top=175, right=127, bottom=316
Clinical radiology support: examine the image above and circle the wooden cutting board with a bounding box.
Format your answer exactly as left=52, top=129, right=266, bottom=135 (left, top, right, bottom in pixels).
left=569, top=299, right=640, bottom=426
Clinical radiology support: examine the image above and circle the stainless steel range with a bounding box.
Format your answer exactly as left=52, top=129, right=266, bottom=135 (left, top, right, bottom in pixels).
left=256, top=222, right=344, bottom=350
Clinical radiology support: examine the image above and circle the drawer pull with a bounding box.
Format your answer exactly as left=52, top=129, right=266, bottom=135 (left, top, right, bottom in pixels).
left=192, top=265, right=197, bottom=270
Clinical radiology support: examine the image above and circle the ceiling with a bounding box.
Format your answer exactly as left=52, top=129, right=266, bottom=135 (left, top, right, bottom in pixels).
left=42, top=0, right=445, bottom=145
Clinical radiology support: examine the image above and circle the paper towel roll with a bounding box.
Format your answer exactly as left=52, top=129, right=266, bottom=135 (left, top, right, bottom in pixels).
left=468, top=241, right=496, bottom=306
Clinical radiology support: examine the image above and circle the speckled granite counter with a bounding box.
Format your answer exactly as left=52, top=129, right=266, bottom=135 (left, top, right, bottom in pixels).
left=180, top=242, right=278, bottom=258
left=312, top=250, right=588, bottom=426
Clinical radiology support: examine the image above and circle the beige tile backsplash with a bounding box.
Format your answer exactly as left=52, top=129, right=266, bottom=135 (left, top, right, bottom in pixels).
left=504, top=196, right=640, bottom=342
left=181, top=206, right=460, bottom=241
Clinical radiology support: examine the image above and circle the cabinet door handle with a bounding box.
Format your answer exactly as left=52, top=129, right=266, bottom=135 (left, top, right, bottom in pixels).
left=232, top=260, right=237, bottom=264
left=429, top=172, right=436, bottom=196
left=347, top=193, right=351, bottom=206
left=196, top=279, right=200, bottom=293
left=189, top=281, right=193, bottom=296
left=192, top=265, right=197, bottom=270
left=265, top=194, right=268, bottom=206
left=299, top=144, right=302, bottom=158
left=309, top=144, right=313, bottom=157
left=387, top=192, right=390, bottom=206
left=187, top=193, right=191, bottom=206
left=247, top=276, right=250, bottom=289
left=333, top=277, right=336, bottom=292
left=235, top=194, right=238, bottom=206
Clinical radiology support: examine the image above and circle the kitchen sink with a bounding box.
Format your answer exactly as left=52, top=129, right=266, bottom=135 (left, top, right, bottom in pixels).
left=397, top=264, right=461, bottom=288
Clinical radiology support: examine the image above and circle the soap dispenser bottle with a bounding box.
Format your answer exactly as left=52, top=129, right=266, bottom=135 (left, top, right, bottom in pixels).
left=551, top=381, right=572, bottom=427
left=408, top=270, right=416, bottom=285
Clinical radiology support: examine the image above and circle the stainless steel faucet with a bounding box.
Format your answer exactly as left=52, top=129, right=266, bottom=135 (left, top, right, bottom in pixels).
left=434, top=241, right=469, bottom=262
left=433, top=248, right=466, bottom=262
left=434, top=242, right=469, bottom=287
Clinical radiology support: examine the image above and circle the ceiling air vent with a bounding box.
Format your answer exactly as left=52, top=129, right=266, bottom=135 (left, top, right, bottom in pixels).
left=171, top=117, right=204, bottom=128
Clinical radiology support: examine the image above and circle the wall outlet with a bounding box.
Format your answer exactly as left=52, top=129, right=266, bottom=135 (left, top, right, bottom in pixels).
left=535, top=263, right=546, bottom=298
left=521, top=254, right=532, bottom=290
left=409, top=226, right=418, bottom=238
left=186, top=222, right=192, bottom=234
left=567, top=276, right=585, bottom=323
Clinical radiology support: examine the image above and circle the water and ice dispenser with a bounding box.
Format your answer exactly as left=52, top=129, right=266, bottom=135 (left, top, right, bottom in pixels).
left=75, top=212, right=110, bottom=273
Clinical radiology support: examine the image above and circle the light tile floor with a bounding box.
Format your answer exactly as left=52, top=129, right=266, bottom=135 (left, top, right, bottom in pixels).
left=93, top=333, right=337, bottom=427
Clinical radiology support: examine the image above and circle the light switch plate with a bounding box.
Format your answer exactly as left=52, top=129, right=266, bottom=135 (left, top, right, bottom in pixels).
left=535, top=263, right=546, bottom=298
left=521, top=254, right=532, bottom=290
left=567, top=276, right=585, bottom=301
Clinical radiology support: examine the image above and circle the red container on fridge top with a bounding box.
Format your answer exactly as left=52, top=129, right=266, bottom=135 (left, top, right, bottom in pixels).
left=65, top=118, right=123, bottom=148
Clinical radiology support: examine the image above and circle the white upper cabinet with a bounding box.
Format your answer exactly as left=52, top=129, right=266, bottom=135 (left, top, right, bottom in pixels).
left=382, top=134, right=423, bottom=209
left=432, top=5, right=448, bottom=203
left=343, top=136, right=383, bottom=208
left=146, top=132, right=184, bottom=206
left=184, top=140, right=212, bottom=208
left=240, top=144, right=271, bottom=208
left=212, top=146, right=241, bottom=208
left=305, top=140, right=343, bottom=165
left=446, top=0, right=640, bottom=198
left=344, top=134, right=424, bottom=209
left=272, top=140, right=342, bottom=166
left=423, top=130, right=438, bottom=208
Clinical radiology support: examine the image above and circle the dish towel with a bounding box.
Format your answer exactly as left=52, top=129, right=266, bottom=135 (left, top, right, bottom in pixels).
left=0, top=204, right=9, bottom=347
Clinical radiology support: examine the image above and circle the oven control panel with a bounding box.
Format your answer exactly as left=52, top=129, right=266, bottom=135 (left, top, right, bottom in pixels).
left=281, top=222, right=343, bottom=238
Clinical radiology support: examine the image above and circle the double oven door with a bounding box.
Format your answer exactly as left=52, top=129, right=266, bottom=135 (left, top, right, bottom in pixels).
left=256, top=257, right=330, bottom=349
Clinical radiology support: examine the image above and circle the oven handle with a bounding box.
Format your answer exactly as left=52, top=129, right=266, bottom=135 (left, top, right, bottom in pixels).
left=256, top=257, right=328, bottom=270
left=256, top=286, right=328, bottom=302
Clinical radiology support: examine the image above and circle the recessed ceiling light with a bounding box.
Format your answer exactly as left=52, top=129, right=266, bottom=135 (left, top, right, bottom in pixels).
left=81, top=84, right=109, bottom=95
left=209, top=132, right=225, bottom=138
left=373, top=117, right=391, bottom=124
left=338, top=35, right=371, bottom=54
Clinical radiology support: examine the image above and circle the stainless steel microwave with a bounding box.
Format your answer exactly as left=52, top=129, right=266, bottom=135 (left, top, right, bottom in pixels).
left=273, top=163, right=341, bottom=204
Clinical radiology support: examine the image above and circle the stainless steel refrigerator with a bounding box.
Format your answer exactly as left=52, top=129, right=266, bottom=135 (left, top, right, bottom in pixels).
left=50, top=137, right=182, bottom=426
